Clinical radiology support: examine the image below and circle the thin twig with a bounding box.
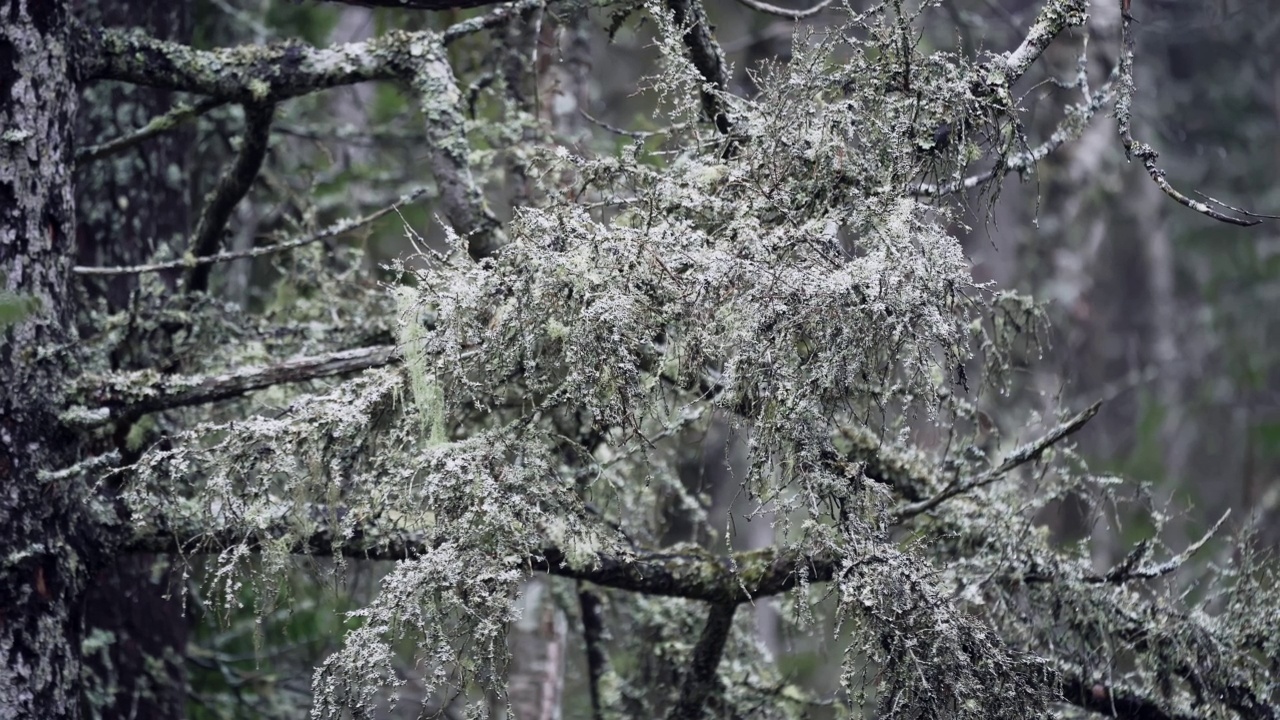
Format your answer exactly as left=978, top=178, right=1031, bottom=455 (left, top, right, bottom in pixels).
left=73, top=188, right=427, bottom=276
left=892, top=400, right=1102, bottom=522
left=1115, top=1, right=1266, bottom=227
left=727, top=0, right=833, bottom=20
left=579, top=109, right=694, bottom=139
left=75, top=97, right=228, bottom=168
left=913, top=69, right=1118, bottom=197
left=1193, top=192, right=1280, bottom=221
left=1087, top=510, right=1231, bottom=584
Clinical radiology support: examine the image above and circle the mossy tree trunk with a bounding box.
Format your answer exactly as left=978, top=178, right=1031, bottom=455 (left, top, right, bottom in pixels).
left=0, top=1, right=89, bottom=718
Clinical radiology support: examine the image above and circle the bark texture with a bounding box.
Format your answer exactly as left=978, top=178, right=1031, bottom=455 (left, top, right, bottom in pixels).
left=0, top=2, right=87, bottom=718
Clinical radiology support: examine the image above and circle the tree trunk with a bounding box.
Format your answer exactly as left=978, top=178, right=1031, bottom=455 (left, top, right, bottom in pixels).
left=0, top=2, right=87, bottom=718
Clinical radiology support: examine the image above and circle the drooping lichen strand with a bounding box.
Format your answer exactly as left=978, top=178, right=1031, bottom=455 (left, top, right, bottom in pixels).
left=395, top=286, right=447, bottom=446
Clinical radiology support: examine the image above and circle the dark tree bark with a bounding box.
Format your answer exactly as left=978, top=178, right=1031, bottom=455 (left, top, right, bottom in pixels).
left=71, top=2, right=193, bottom=715
left=0, top=2, right=88, bottom=718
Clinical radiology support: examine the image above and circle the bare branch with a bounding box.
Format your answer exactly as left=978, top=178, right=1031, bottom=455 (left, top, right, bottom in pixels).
left=1115, top=5, right=1267, bottom=227
left=579, top=109, right=695, bottom=139
left=68, top=345, right=397, bottom=428
left=73, top=188, right=428, bottom=277
left=186, top=102, right=275, bottom=293
left=75, top=97, right=228, bottom=168
left=1193, top=192, right=1280, bottom=221
left=727, top=0, right=833, bottom=20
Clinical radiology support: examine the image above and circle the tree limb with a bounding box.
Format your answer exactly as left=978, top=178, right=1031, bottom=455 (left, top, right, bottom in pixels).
left=891, top=400, right=1101, bottom=522
left=123, top=517, right=1268, bottom=720
left=67, top=345, right=398, bottom=428
left=123, top=522, right=843, bottom=603
left=727, top=0, right=833, bottom=21
left=1003, top=0, right=1088, bottom=84
left=1114, top=0, right=1268, bottom=226
left=912, top=68, right=1118, bottom=197
left=73, top=188, right=428, bottom=276
left=186, top=102, right=275, bottom=293
left=398, top=34, right=506, bottom=258
left=75, top=97, right=228, bottom=168
left=578, top=586, right=609, bottom=720
left=1057, top=666, right=1202, bottom=720
left=77, top=18, right=520, bottom=103
left=319, top=0, right=516, bottom=9
left=668, top=603, right=737, bottom=720
left=664, top=0, right=737, bottom=142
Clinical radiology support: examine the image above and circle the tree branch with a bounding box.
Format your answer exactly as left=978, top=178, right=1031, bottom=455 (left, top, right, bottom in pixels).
left=1114, top=1, right=1268, bottom=226
left=668, top=603, right=737, bottom=720
left=1057, top=666, right=1202, bottom=720
left=79, top=21, right=509, bottom=258
left=76, top=14, right=527, bottom=104
left=67, top=345, right=398, bottom=428
left=727, top=0, right=833, bottom=20
left=664, top=0, right=737, bottom=142
left=1003, top=0, right=1088, bottom=84
left=399, top=35, right=505, bottom=258
left=123, top=522, right=843, bottom=603
left=120, top=517, right=1268, bottom=720
left=912, top=68, right=1118, bottom=197
left=186, top=102, right=275, bottom=293
left=73, top=188, right=428, bottom=276
left=441, top=0, right=545, bottom=44
left=75, top=97, right=228, bottom=168
left=577, top=586, right=609, bottom=720
left=320, top=0, right=516, bottom=9
left=891, top=400, right=1101, bottom=522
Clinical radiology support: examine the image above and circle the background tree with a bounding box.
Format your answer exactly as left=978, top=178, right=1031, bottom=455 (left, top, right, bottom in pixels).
left=1, top=0, right=1277, bottom=719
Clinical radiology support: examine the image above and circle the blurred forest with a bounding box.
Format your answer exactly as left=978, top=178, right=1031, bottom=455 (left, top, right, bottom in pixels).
left=64, top=0, right=1278, bottom=717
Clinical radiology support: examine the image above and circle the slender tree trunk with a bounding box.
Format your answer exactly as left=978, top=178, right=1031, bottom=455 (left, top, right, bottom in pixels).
left=0, top=2, right=87, bottom=718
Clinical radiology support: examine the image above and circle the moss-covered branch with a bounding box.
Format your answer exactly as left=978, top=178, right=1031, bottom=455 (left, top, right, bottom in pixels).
left=663, top=0, right=736, bottom=139
left=65, top=345, right=398, bottom=428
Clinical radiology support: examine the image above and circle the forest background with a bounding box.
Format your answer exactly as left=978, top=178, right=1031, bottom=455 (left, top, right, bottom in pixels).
left=1, top=0, right=1277, bottom=718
